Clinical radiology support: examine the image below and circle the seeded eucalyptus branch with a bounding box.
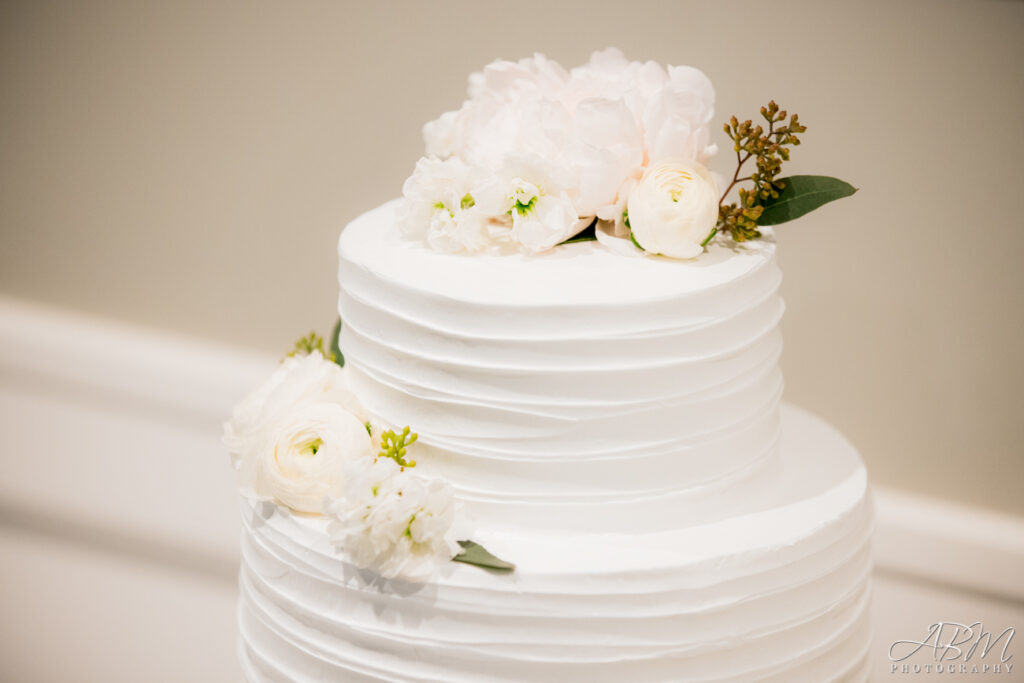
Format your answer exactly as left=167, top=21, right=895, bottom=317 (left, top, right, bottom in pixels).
left=288, top=332, right=332, bottom=361
left=710, top=101, right=856, bottom=246
left=373, top=425, right=515, bottom=571
left=286, top=319, right=345, bottom=367
left=377, top=426, right=418, bottom=469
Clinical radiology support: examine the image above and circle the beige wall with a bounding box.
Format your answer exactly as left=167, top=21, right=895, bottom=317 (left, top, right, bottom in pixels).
left=2, top=0, right=1022, bottom=515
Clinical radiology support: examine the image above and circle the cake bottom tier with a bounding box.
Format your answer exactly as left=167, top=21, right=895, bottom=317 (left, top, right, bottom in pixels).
left=236, top=404, right=873, bottom=682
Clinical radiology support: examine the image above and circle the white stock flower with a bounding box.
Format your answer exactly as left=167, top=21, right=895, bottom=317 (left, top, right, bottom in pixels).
left=498, top=157, right=586, bottom=252
left=400, top=156, right=493, bottom=252
left=223, top=352, right=374, bottom=513
left=627, top=159, right=720, bottom=259
left=327, top=457, right=459, bottom=581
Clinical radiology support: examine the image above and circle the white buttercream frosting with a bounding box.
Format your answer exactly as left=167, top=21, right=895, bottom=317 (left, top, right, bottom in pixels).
left=236, top=199, right=872, bottom=681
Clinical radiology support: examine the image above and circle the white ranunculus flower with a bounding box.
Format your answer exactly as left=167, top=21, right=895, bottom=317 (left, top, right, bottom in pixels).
left=224, top=351, right=367, bottom=469
left=241, top=402, right=374, bottom=513
left=223, top=351, right=374, bottom=513
left=627, top=159, right=720, bottom=259
left=327, top=457, right=459, bottom=581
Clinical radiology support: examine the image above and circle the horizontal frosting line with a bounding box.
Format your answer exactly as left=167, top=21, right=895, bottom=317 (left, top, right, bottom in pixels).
left=339, top=298, right=784, bottom=373
left=406, top=410, right=781, bottom=497
left=242, top=511, right=871, bottom=627
left=440, top=433, right=780, bottom=503
left=349, top=366, right=784, bottom=458
left=345, top=331, right=782, bottom=418
left=238, top=567, right=871, bottom=682
left=239, top=482, right=872, bottom=601
left=238, top=594, right=870, bottom=683
left=337, top=254, right=783, bottom=340
left=239, top=559, right=871, bottom=663
left=337, top=277, right=783, bottom=352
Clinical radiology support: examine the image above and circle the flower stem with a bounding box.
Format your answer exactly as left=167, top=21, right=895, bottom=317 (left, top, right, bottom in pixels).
left=700, top=227, right=718, bottom=248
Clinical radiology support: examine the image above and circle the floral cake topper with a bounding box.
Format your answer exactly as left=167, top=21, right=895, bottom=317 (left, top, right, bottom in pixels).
left=401, top=48, right=855, bottom=258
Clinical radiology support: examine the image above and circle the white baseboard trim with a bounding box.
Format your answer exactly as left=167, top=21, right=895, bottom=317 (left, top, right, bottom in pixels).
left=1, top=295, right=1022, bottom=603
left=873, top=486, right=1024, bottom=603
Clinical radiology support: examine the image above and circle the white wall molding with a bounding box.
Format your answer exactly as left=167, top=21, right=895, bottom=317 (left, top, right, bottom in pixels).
left=1, top=295, right=1022, bottom=605
left=873, top=487, right=1024, bottom=603
left=0, top=296, right=275, bottom=568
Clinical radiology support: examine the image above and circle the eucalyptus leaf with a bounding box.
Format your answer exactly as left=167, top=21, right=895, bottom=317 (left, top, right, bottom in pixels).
left=452, top=540, right=515, bottom=572
left=757, top=175, right=857, bottom=226
left=330, top=318, right=344, bottom=368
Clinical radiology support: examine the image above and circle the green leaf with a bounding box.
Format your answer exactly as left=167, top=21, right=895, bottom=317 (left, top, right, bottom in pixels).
left=452, top=540, right=515, bottom=572
left=330, top=318, right=344, bottom=368
left=630, top=230, right=645, bottom=251
left=558, top=219, right=597, bottom=245
left=757, top=175, right=857, bottom=226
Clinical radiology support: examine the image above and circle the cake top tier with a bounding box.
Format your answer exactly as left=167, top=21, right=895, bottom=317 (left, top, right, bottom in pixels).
left=340, top=200, right=776, bottom=309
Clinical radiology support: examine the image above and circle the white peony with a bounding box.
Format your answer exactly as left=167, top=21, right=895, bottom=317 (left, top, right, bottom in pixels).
left=407, top=49, right=720, bottom=255
left=223, top=351, right=374, bottom=514
left=423, top=110, right=458, bottom=158
left=467, top=53, right=569, bottom=102
left=596, top=167, right=643, bottom=237
left=627, top=159, right=720, bottom=259
left=565, top=47, right=669, bottom=118
left=327, top=456, right=460, bottom=581
left=563, top=97, right=644, bottom=217
left=643, top=65, right=717, bottom=165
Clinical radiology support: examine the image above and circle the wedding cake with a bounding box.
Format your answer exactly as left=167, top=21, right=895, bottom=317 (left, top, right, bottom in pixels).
left=229, top=49, right=870, bottom=682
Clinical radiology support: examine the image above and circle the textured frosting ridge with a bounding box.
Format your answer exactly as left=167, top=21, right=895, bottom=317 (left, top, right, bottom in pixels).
left=237, top=200, right=873, bottom=681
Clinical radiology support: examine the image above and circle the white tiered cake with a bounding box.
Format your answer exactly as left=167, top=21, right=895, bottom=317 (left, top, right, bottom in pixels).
left=230, top=48, right=870, bottom=682
left=235, top=199, right=872, bottom=681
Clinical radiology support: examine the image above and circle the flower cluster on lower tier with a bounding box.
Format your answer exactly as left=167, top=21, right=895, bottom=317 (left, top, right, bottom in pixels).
left=223, top=351, right=459, bottom=580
